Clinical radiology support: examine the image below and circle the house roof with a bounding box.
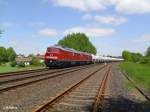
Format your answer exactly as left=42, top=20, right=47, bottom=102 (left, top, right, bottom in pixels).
left=15, top=57, right=32, bottom=62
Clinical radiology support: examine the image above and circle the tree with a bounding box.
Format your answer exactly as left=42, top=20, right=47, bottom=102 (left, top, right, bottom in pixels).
left=28, top=54, right=34, bottom=58
left=7, top=47, right=16, bottom=61
left=131, top=53, right=142, bottom=63
left=122, top=50, right=132, bottom=61
left=18, top=62, right=25, bottom=67
left=58, top=33, right=97, bottom=54
left=10, top=61, right=17, bottom=67
left=0, top=47, right=8, bottom=63
left=140, top=56, right=150, bottom=64
left=30, top=57, right=41, bottom=66
left=146, top=46, right=150, bottom=57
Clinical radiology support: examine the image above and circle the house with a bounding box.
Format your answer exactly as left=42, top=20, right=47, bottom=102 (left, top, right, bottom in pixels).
left=35, top=54, right=44, bottom=63
left=15, top=54, right=44, bottom=66
left=15, top=56, right=32, bottom=66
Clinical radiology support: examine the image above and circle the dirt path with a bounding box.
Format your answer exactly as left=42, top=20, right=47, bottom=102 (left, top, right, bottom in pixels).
left=102, top=63, right=150, bottom=112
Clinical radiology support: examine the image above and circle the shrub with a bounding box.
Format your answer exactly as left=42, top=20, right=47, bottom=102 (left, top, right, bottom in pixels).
left=140, top=57, right=150, bottom=64
left=131, top=53, right=142, bottom=63
left=41, top=61, right=46, bottom=66
left=10, top=61, right=17, bottom=67
left=18, top=62, right=25, bottom=67
left=30, top=57, right=41, bottom=66
left=122, top=50, right=132, bottom=61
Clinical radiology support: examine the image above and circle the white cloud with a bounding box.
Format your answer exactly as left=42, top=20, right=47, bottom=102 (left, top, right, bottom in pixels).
left=82, top=14, right=127, bottom=25
left=82, top=14, right=92, bottom=20
left=94, top=15, right=127, bottom=25
left=0, top=22, right=13, bottom=28
left=114, top=0, right=150, bottom=14
left=64, top=27, right=115, bottom=37
left=51, top=0, right=109, bottom=12
left=49, top=0, right=150, bottom=14
left=38, top=28, right=58, bottom=37
left=133, top=34, right=150, bottom=42
left=0, top=22, right=47, bottom=29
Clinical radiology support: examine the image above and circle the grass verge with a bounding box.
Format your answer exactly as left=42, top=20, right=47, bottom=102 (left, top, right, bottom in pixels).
left=119, top=62, right=150, bottom=91
left=0, top=65, right=45, bottom=74
left=124, top=80, right=134, bottom=91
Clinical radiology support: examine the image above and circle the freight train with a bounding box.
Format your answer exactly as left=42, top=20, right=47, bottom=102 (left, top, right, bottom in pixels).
left=44, top=46, right=92, bottom=67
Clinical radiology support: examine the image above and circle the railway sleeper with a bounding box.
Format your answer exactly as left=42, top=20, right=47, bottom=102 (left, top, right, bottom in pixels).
left=50, top=103, right=93, bottom=112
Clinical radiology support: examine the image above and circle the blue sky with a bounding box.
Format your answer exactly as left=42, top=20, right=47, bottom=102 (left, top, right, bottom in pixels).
left=0, top=0, right=150, bottom=56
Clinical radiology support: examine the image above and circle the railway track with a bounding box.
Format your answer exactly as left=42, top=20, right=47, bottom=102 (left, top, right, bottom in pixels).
left=122, top=71, right=150, bottom=102
left=32, top=65, right=111, bottom=112
left=0, top=64, right=99, bottom=93
left=0, top=68, right=48, bottom=78
left=0, top=65, right=91, bottom=78
left=0, top=65, right=93, bottom=84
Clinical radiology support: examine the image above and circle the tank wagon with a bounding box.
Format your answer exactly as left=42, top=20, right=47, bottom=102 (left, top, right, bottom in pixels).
left=44, top=46, right=92, bottom=67
left=92, top=55, right=124, bottom=63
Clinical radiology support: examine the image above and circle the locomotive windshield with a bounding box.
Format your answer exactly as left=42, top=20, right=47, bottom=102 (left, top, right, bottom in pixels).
left=47, top=48, right=59, bottom=52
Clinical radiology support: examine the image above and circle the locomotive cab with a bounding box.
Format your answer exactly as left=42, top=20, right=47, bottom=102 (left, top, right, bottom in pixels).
left=45, top=47, right=60, bottom=67
left=44, top=46, right=92, bottom=68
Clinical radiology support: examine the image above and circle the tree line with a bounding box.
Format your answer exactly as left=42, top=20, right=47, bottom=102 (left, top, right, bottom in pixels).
left=0, top=46, right=44, bottom=67
left=58, top=33, right=97, bottom=54
left=0, top=47, right=16, bottom=65
left=122, top=46, right=150, bottom=64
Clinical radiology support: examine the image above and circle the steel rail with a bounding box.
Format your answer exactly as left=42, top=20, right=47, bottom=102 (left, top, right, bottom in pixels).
left=0, top=64, right=92, bottom=78
left=92, top=65, right=111, bottom=112
left=0, top=68, right=48, bottom=78
left=122, top=71, right=150, bottom=102
left=0, top=64, right=98, bottom=93
left=32, top=65, right=106, bottom=112
left=0, top=65, right=94, bottom=85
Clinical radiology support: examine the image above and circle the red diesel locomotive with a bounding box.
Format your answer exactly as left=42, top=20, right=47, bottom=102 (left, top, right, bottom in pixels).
left=44, top=46, right=92, bottom=67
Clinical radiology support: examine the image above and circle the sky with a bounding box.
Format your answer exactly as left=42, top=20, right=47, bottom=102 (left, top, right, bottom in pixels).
left=0, top=0, right=150, bottom=56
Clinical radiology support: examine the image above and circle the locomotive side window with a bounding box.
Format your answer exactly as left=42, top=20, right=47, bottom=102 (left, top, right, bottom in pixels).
left=47, top=48, right=59, bottom=52
left=47, top=49, right=51, bottom=52
left=52, top=48, right=59, bottom=52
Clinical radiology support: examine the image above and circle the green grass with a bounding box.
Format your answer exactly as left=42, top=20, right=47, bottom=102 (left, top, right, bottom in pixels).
left=124, top=80, right=134, bottom=91
left=119, top=62, right=150, bottom=91
left=0, top=65, right=45, bottom=74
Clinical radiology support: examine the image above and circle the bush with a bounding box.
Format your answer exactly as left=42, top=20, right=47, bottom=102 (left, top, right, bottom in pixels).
left=18, top=62, right=25, bottom=67
left=41, top=61, right=46, bottom=66
left=10, top=61, right=17, bottom=67
left=131, top=53, right=142, bottom=63
left=30, top=57, right=41, bottom=66
left=140, top=57, right=150, bottom=64
left=122, top=50, right=132, bottom=61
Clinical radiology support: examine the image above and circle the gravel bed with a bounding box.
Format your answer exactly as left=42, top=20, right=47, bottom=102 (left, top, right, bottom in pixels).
left=0, top=64, right=102, bottom=112
left=47, top=66, right=108, bottom=112
left=0, top=69, right=55, bottom=82
left=102, top=63, right=150, bottom=112
left=0, top=65, right=87, bottom=84
left=0, top=67, right=88, bottom=91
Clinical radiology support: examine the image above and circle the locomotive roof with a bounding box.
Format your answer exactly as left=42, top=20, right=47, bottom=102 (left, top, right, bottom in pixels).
left=49, top=45, right=90, bottom=55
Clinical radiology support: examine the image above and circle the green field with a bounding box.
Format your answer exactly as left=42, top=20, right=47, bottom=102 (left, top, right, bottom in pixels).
left=0, top=66, right=45, bottom=74
left=119, top=62, right=150, bottom=91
